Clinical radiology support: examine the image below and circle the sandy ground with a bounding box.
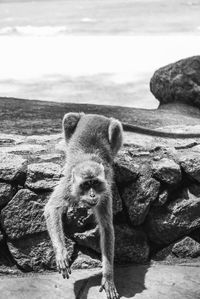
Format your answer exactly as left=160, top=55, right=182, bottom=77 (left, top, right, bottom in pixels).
left=1, top=263, right=200, bottom=299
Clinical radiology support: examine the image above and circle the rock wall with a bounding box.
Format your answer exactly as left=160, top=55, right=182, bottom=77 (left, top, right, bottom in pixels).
left=1, top=131, right=200, bottom=274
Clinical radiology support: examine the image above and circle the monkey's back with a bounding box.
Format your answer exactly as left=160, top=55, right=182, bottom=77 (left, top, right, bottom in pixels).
left=66, top=114, right=112, bottom=166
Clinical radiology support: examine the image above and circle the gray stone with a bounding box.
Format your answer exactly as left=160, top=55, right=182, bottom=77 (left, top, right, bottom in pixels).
left=114, top=151, right=139, bottom=185
left=122, top=176, right=160, bottom=225
left=0, top=183, right=17, bottom=207
left=74, top=227, right=100, bottom=253
left=72, top=250, right=101, bottom=270
left=1, top=189, right=48, bottom=240
left=179, top=152, right=200, bottom=182
left=7, top=232, right=74, bottom=271
left=146, top=188, right=200, bottom=245
left=74, top=225, right=149, bottom=264
left=0, top=154, right=27, bottom=184
left=114, top=225, right=149, bottom=264
left=152, top=158, right=181, bottom=185
left=25, top=162, right=62, bottom=191
left=154, top=237, right=200, bottom=262
left=150, top=55, right=200, bottom=108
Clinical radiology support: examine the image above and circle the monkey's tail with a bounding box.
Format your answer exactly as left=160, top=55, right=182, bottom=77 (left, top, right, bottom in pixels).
left=122, top=122, right=200, bottom=139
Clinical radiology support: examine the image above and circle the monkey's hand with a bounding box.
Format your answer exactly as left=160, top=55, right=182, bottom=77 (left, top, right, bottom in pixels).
left=56, top=248, right=71, bottom=279
left=99, top=277, right=119, bottom=299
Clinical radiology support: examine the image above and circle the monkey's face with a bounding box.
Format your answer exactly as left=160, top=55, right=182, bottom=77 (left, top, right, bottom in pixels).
left=71, top=161, right=107, bottom=208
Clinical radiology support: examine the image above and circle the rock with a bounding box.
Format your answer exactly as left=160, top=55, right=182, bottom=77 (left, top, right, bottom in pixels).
left=74, top=224, right=149, bottom=264
left=154, top=237, right=200, bottom=262
left=7, top=232, right=74, bottom=271
left=114, top=152, right=139, bottom=185
left=122, top=176, right=160, bottom=225
left=1, top=189, right=48, bottom=240
left=152, top=158, right=181, bottom=185
left=74, top=227, right=100, bottom=253
left=179, top=152, right=200, bottom=182
left=150, top=56, right=200, bottom=108
left=25, top=162, right=62, bottom=191
left=0, top=154, right=27, bottom=184
left=115, top=225, right=149, bottom=264
left=72, top=250, right=101, bottom=269
left=146, top=188, right=200, bottom=245
left=0, top=183, right=17, bottom=207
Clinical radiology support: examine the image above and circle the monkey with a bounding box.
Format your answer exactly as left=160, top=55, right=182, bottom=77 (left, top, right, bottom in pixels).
left=44, top=112, right=123, bottom=299
left=122, top=122, right=200, bottom=138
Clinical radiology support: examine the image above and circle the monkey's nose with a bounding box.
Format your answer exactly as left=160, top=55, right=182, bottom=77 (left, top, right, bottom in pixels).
left=90, top=193, right=95, bottom=198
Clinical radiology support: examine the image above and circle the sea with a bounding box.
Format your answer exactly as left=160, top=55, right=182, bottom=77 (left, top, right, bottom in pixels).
left=0, top=0, right=200, bottom=108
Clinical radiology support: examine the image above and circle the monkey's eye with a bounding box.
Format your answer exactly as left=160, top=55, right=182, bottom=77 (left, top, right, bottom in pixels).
left=91, top=180, right=101, bottom=187
left=80, top=181, right=91, bottom=190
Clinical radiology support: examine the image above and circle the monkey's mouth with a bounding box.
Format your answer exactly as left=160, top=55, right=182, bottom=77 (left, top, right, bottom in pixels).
left=80, top=200, right=98, bottom=209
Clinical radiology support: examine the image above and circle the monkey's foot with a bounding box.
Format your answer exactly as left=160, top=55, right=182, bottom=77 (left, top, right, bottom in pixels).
left=56, top=249, right=71, bottom=279
left=99, top=277, right=119, bottom=299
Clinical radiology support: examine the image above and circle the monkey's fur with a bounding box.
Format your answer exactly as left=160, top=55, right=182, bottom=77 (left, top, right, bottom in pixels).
left=44, top=113, right=122, bottom=299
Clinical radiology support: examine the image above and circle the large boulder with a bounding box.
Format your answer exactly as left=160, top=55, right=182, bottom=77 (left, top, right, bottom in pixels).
left=150, top=56, right=200, bottom=108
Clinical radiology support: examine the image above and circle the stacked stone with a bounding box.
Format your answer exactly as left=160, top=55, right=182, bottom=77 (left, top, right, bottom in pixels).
left=0, top=132, right=200, bottom=273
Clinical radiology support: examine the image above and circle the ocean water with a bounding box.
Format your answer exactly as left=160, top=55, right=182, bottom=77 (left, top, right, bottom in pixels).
left=0, top=0, right=200, bottom=108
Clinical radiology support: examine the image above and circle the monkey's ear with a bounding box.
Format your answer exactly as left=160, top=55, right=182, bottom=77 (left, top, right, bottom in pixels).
left=108, top=118, right=123, bottom=156
left=62, top=112, right=84, bottom=142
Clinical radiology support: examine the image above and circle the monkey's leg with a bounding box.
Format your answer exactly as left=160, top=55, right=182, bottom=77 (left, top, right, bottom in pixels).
left=44, top=181, right=71, bottom=279
left=95, top=202, right=119, bottom=299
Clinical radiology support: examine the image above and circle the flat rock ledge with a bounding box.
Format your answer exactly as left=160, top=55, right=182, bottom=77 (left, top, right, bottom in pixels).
left=1, top=132, right=200, bottom=274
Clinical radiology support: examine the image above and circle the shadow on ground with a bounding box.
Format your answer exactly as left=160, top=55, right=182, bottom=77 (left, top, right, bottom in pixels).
left=74, top=264, right=149, bottom=299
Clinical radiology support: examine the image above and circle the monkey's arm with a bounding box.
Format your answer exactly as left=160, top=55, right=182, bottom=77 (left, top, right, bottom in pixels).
left=122, top=122, right=200, bottom=139
left=95, top=199, right=119, bottom=299
left=44, top=179, right=71, bottom=278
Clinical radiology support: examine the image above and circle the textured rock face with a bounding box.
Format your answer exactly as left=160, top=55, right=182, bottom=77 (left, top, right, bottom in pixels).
left=25, top=162, right=62, bottom=191
left=154, top=237, right=200, bottom=262
left=150, top=56, right=200, bottom=108
left=146, top=187, right=200, bottom=245
left=152, top=158, right=181, bottom=185
left=122, top=176, right=160, bottom=225
left=0, top=183, right=17, bottom=207
left=0, top=154, right=27, bottom=184
left=1, top=132, right=200, bottom=273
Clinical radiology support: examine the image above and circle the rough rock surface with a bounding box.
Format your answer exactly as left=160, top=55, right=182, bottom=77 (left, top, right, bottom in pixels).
left=146, top=187, right=200, bottom=245
left=0, top=154, right=27, bottom=184
left=0, top=183, right=17, bottom=207
left=114, top=225, right=149, bottom=264
left=25, top=162, right=62, bottom=191
left=179, top=151, right=200, bottom=183
left=1, top=189, right=48, bottom=240
left=1, top=125, right=200, bottom=272
left=154, top=237, right=200, bottom=262
left=150, top=56, right=200, bottom=108
left=122, top=176, right=160, bottom=225
left=152, top=158, right=181, bottom=185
